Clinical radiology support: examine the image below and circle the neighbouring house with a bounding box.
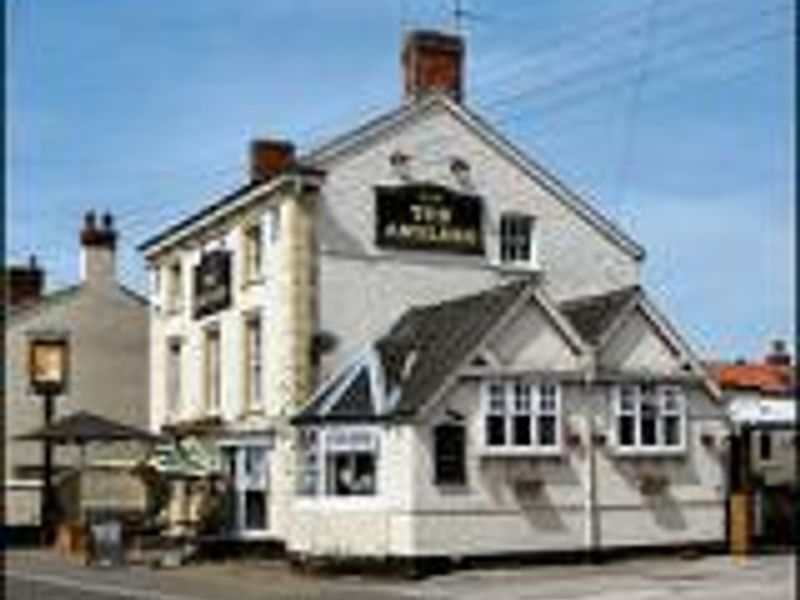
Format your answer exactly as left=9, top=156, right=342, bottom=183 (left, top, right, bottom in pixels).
left=708, top=341, right=796, bottom=488
left=4, top=213, right=150, bottom=536
left=139, top=30, right=728, bottom=561
left=707, top=341, right=796, bottom=546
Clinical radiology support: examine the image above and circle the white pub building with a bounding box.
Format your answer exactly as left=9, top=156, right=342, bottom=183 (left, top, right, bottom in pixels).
left=140, top=31, right=729, bottom=563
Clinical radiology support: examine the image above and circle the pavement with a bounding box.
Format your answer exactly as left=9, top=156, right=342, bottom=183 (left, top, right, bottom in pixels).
left=5, top=548, right=795, bottom=600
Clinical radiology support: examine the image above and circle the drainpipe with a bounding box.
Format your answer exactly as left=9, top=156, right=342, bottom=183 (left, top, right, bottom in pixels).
left=583, top=358, right=601, bottom=562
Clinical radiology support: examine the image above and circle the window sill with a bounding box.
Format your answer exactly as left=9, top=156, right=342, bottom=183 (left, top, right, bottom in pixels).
left=612, top=446, right=687, bottom=458
left=493, top=261, right=540, bottom=274
left=480, top=446, right=563, bottom=458
left=240, top=276, right=265, bottom=289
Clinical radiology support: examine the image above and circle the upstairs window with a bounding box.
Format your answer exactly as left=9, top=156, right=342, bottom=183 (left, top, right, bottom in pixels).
left=243, top=222, right=263, bottom=283
left=166, top=260, right=184, bottom=313
left=483, top=380, right=561, bottom=451
left=204, top=326, right=222, bottom=414
left=166, top=338, right=182, bottom=418
left=499, top=213, right=536, bottom=267
left=614, top=384, right=686, bottom=451
left=434, top=424, right=467, bottom=486
left=243, top=313, right=263, bottom=413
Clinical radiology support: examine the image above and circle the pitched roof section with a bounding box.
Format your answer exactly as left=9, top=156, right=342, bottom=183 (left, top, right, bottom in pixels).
left=559, top=286, right=641, bottom=346
left=304, top=94, right=644, bottom=260
left=294, top=279, right=532, bottom=425
left=378, top=278, right=531, bottom=418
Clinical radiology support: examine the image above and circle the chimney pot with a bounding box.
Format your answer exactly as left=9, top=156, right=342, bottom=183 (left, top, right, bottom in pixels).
left=766, top=339, right=791, bottom=366
left=249, top=139, right=295, bottom=183
left=402, top=30, right=465, bottom=103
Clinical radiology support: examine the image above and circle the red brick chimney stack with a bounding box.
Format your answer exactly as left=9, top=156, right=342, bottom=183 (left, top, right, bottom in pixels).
left=402, top=30, right=465, bottom=103
left=5, top=255, right=45, bottom=308
left=250, top=139, right=296, bottom=183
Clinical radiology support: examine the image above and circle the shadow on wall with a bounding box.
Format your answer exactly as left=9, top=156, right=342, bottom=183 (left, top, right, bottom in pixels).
left=515, top=480, right=569, bottom=532
left=644, top=491, right=688, bottom=531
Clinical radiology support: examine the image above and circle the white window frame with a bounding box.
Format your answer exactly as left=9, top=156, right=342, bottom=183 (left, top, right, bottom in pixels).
left=243, top=312, right=264, bottom=413
left=204, top=325, right=222, bottom=415
left=166, top=337, right=183, bottom=419
left=219, top=441, right=271, bottom=536
left=613, top=384, right=687, bottom=455
left=166, top=260, right=184, bottom=313
left=296, top=426, right=380, bottom=497
left=498, top=213, right=538, bottom=270
left=242, top=222, right=263, bottom=284
left=481, top=379, right=562, bottom=455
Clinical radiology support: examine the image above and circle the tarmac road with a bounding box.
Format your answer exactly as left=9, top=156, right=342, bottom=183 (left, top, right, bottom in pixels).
left=5, top=549, right=795, bottom=600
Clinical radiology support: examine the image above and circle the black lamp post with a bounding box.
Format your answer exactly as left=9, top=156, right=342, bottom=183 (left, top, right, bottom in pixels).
left=27, top=333, right=69, bottom=544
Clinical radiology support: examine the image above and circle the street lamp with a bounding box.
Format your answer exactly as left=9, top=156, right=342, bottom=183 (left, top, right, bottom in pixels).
left=27, top=332, right=69, bottom=543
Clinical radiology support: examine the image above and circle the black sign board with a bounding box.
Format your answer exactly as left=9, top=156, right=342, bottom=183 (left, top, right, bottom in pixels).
left=193, top=250, right=232, bottom=319
left=375, top=183, right=483, bottom=255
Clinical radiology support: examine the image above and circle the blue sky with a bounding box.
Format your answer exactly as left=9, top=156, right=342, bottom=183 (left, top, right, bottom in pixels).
left=6, top=0, right=795, bottom=360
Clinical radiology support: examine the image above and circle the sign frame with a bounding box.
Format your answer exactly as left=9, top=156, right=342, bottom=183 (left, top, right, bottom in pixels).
left=374, top=182, right=484, bottom=255
left=193, top=249, right=233, bottom=320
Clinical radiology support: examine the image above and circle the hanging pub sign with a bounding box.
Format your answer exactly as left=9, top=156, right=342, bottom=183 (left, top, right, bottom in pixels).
left=193, top=250, right=232, bottom=319
left=375, top=182, right=483, bottom=255
left=28, top=334, right=69, bottom=395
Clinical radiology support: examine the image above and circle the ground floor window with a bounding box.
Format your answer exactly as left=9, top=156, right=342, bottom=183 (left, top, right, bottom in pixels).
left=614, top=384, right=686, bottom=451
left=219, top=443, right=269, bottom=533
left=483, top=379, right=562, bottom=451
left=296, top=427, right=379, bottom=497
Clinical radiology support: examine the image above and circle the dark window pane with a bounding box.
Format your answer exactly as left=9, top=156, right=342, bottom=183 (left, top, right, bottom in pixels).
left=760, top=432, right=772, bottom=460
left=641, top=400, right=658, bottom=446
left=538, top=415, right=557, bottom=446
left=513, top=415, right=531, bottom=445
left=244, top=491, right=266, bottom=530
left=619, top=415, right=635, bottom=446
left=664, top=415, right=681, bottom=446
left=487, top=415, right=506, bottom=446
left=434, top=425, right=467, bottom=486
left=328, top=453, right=376, bottom=496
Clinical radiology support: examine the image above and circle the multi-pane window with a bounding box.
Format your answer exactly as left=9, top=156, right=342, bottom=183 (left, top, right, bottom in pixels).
left=166, top=338, right=182, bottom=417
left=220, top=444, right=269, bottom=533
left=614, top=384, right=686, bottom=451
left=297, top=429, right=320, bottom=496
left=166, top=260, right=183, bottom=312
left=243, top=223, right=263, bottom=282
left=204, top=326, right=221, bottom=413
left=483, top=380, right=561, bottom=450
left=434, top=424, right=467, bottom=486
left=244, top=313, right=263, bottom=412
left=296, top=428, right=378, bottom=497
left=499, top=214, right=536, bottom=266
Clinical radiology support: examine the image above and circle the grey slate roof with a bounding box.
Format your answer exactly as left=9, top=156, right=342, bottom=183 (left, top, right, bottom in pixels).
left=294, top=282, right=656, bottom=425
left=378, top=278, right=531, bottom=418
left=558, top=285, right=640, bottom=346
left=294, top=278, right=533, bottom=424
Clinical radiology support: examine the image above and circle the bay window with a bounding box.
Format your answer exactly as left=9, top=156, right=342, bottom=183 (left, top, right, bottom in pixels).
left=483, top=380, right=561, bottom=452
left=296, top=427, right=378, bottom=497
left=614, top=384, right=686, bottom=452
